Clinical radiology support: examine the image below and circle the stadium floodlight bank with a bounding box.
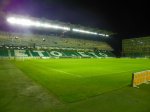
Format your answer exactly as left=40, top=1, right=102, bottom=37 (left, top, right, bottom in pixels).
left=6, top=14, right=112, bottom=37
left=132, top=70, right=150, bottom=87
left=7, top=17, right=70, bottom=31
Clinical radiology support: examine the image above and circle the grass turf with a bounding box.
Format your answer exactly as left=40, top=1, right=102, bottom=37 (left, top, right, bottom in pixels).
left=0, top=58, right=150, bottom=112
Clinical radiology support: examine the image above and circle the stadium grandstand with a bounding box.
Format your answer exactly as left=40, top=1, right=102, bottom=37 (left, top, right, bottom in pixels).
left=0, top=14, right=115, bottom=59
left=122, top=36, right=150, bottom=58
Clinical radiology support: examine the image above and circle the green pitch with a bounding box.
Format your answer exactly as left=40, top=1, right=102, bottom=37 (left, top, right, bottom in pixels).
left=0, top=58, right=150, bottom=112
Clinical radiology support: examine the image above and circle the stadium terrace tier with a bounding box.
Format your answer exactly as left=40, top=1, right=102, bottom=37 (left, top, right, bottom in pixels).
left=0, top=49, right=114, bottom=59
left=0, top=31, right=115, bottom=59
left=0, top=31, right=112, bottom=50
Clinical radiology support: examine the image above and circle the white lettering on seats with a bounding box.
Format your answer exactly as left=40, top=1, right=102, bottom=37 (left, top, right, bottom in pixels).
left=14, top=50, right=28, bottom=57
left=78, top=52, right=90, bottom=57
left=50, top=51, right=63, bottom=57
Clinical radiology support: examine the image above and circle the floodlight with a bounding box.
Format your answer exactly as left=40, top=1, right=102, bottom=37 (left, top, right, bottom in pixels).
left=7, top=17, right=34, bottom=27
left=72, top=28, right=98, bottom=35
left=34, top=21, right=42, bottom=27
left=73, top=28, right=109, bottom=37
left=105, top=34, right=109, bottom=37
left=7, top=17, right=16, bottom=24
left=98, top=33, right=105, bottom=36
left=42, top=23, right=70, bottom=30
left=7, top=16, right=70, bottom=31
left=6, top=16, right=110, bottom=36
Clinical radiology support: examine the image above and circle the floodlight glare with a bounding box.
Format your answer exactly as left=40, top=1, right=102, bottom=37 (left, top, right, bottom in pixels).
left=73, top=28, right=109, bottom=37
left=98, top=33, right=106, bottom=36
left=7, top=17, right=16, bottom=24
left=105, top=34, right=109, bottom=37
left=73, top=28, right=98, bottom=35
left=7, top=17, right=70, bottom=31
left=42, top=23, right=70, bottom=30
left=6, top=16, right=110, bottom=37
left=34, top=21, right=42, bottom=27
left=7, top=17, right=34, bottom=27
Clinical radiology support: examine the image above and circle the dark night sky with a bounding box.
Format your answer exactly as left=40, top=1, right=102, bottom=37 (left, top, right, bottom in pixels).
left=0, top=0, right=150, bottom=38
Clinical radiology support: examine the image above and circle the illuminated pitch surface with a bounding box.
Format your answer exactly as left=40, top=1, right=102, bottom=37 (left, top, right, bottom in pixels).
left=0, top=58, right=150, bottom=112
left=12, top=58, right=150, bottom=102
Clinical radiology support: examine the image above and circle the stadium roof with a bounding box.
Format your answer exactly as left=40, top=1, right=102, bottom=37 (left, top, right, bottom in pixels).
left=6, top=14, right=113, bottom=37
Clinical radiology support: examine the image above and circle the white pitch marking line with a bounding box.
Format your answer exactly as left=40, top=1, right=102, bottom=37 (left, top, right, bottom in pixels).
left=50, top=68, right=81, bottom=77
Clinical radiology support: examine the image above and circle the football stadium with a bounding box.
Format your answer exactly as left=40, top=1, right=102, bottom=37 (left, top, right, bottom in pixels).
left=0, top=1, right=150, bottom=112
